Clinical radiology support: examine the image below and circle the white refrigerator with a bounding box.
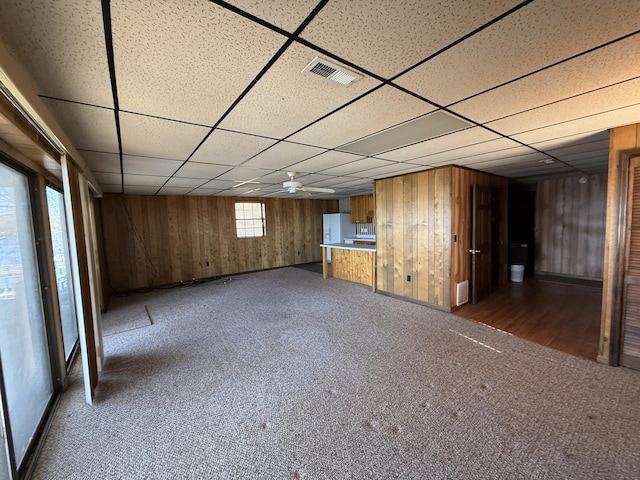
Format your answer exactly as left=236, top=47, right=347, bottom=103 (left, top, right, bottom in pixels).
left=323, top=213, right=356, bottom=262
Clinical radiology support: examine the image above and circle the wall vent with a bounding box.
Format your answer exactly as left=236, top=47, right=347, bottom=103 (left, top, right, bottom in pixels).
left=302, top=56, right=362, bottom=86
left=456, top=280, right=469, bottom=306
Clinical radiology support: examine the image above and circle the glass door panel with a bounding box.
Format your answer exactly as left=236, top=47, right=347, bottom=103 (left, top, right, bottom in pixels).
left=46, top=186, right=79, bottom=361
left=0, top=163, right=53, bottom=468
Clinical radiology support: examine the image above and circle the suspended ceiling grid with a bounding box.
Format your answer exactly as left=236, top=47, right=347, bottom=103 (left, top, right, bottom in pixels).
left=0, top=0, right=639, bottom=198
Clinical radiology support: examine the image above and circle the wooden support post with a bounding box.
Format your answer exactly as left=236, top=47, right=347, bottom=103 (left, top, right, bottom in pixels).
left=322, top=246, right=328, bottom=279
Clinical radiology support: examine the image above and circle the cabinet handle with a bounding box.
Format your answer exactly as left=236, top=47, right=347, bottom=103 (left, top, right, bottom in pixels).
left=469, top=249, right=480, bottom=254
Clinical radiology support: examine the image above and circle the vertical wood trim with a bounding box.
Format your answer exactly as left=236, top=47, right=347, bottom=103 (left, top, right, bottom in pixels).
left=61, top=155, right=97, bottom=404
left=600, top=123, right=640, bottom=365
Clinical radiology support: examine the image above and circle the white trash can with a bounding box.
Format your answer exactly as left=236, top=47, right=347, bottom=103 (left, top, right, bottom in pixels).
left=510, top=265, right=525, bottom=282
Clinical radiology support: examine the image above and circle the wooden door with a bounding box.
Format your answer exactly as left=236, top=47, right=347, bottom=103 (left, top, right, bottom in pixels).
left=620, top=156, right=640, bottom=369
left=471, top=184, right=492, bottom=303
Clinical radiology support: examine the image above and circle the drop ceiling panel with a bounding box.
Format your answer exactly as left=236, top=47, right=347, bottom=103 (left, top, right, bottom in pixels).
left=301, top=0, right=522, bottom=79
left=376, top=127, right=500, bottom=162
left=40, top=99, right=118, bottom=152
left=486, top=78, right=640, bottom=135
left=243, top=141, right=326, bottom=169
left=364, top=162, right=428, bottom=179
left=119, top=113, right=210, bottom=160
left=395, top=0, right=640, bottom=105
left=289, top=151, right=366, bottom=174
left=111, top=0, right=286, bottom=125
left=124, top=186, right=161, bottom=195
left=0, top=1, right=113, bottom=106
left=122, top=156, right=182, bottom=176
left=219, top=42, right=380, bottom=138
left=214, top=167, right=276, bottom=182
left=81, top=151, right=121, bottom=173
left=288, top=85, right=435, bottom=148
left=173, top=162, right=230, bottom=180
left=189, top=129, right=278, bottom=166
left=92, top=172, right=122, bottom=185
left=406, top=137, right=523, bottom=166
left=186, top=188, right=221, bottom=196
left=165, top=177, right=207, bottom=188
left=100, top=184, right=122, bottom=193
left=450, top=34, right=640, bottom=123
left=429, top=145, right=536, bottom=168
left=529, top=130, right=609, bottom=152
left=511, top=103, right=640, bottom=145
left=223, top=0, right=319, bottom=32
left=123, top=174, right=169, bottom=187
left=319, top=158, right=394, bottom=176
left=157, top=186, right=194, bottom=196
left=200, top=180, right=238, bottom=190
left=468, top=152, right=550, bottom=170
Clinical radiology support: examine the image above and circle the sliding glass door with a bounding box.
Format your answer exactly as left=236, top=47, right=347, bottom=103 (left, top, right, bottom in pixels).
left=46, top=186, right=79, bottom=361
left=0, top=162, right=54, bottom=472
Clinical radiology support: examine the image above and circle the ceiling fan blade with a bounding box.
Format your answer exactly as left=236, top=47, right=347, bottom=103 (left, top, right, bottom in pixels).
left=300, top=186, right=335, bottom=194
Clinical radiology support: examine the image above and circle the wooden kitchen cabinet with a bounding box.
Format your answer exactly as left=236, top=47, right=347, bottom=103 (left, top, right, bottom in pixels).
left=350, top=194, right=374, bottom=223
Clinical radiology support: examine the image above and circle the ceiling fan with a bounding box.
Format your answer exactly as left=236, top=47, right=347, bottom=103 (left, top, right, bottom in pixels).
left=273, top=172, right=335, bottom=196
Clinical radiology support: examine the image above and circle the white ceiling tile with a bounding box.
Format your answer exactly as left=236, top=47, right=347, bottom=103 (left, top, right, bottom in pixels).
left=0, top=1, right=113, bottom=106
left=165, top=177, right=207, bottom=188
left=223, top=1, right=319, bottom=33
left=528, top=130, right=610, bottom=152
left=395, top=0, right=640, bottom=105
left=293, top=173, right=339, bottom=185
left=219, top=42, right=381, bottom=137
left=243, top=141, right=326, bottom=169
left=450, top=35, right=640, bottom=123
left=289, top=151, right=365, bottom=173
left=301, top=0, right=522, bottom=79
left=92, top=172, right=122, bottom=185
left=124, top=186, right=161, bottom=195
left=112, top=0, right=286, bottom=125
left=486, top=78, right=640, bottom=136
left=302, top=176, right=344, bottom=188
left=376, top=127, right=500, bottom=161
left=122, top=155, right=183, bottom=176
left=157, top=186, right=193, bottom=196
left=189, top=129, right=278, bottom=166
left=363, top=163, right=429, bottom=179
left=123, top=174, right=169, bottom=187
left=511, top=103, right=640, bottom=144
left=214, top=167, right=275, bottom=182
left=81, top=151, right=121, bottom=173
left=200, top=180, right=238, bottom=190
left=330, top=178, right=375, bottom=188
left=546, top=141, right=610, bottom=159
left=406, top=137, right=522, bottom=166
left=173, top=162, right=231, bottom=179
left=319, top=158, right=394, bottom=176
left=431, top=145, right=536, bottom=168
left=288, top=85, right=435, bottom=148
left=465, top=152, right=550, bottom=170
left=40, top=99, right=118, bottom=152
left=119, top=113, right=210, bottom=160
left=100, top=184, right=123, bottom=193
left=186, top=188, right=221, bottom=196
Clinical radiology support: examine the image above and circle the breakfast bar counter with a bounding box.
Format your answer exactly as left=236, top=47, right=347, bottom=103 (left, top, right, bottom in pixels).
left=320, top=243, right=376, bottom=291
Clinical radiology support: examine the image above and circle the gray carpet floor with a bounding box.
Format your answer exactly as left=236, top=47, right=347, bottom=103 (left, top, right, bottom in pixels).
left=34, top=267, right=640, bottom=479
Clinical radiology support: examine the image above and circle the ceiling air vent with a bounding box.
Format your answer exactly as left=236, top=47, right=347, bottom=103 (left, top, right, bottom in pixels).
left=302, top=56, right=362, bottom=86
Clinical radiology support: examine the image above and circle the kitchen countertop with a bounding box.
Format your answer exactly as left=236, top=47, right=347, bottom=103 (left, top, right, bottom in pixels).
left=321, top=242, right=376, bottom=252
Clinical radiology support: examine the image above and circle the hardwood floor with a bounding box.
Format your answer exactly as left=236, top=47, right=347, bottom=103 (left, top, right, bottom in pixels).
left=454, top=278, right=602, bottom=360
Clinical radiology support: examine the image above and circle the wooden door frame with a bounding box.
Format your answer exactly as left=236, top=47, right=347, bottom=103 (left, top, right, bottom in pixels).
left=600, top=148, right=640, bottom=366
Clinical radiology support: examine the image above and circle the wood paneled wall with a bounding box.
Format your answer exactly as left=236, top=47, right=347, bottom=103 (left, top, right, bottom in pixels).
left=535, top=173, right=607, bottom=279
left=375, top=166, right=508, bottom=309
left=600, top=123, right=640, bottom=365
left=451, top=167, right=509, bottom=307
left=375, top=168, right=452, bottom=308
left=100, top=194, right=338, bottom=292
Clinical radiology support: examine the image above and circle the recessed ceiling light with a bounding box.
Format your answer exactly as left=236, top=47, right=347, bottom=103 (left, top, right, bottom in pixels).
left=337, top=111, right=473, bottom=156
left=538, top=158, right=555, bottom=164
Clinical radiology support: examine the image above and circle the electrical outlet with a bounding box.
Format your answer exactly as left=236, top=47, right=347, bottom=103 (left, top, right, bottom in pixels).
left=407, top=275, right=411, bottom=282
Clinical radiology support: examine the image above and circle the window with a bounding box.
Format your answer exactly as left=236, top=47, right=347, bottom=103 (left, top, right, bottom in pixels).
left=235, top=202, right=266, bottom=238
